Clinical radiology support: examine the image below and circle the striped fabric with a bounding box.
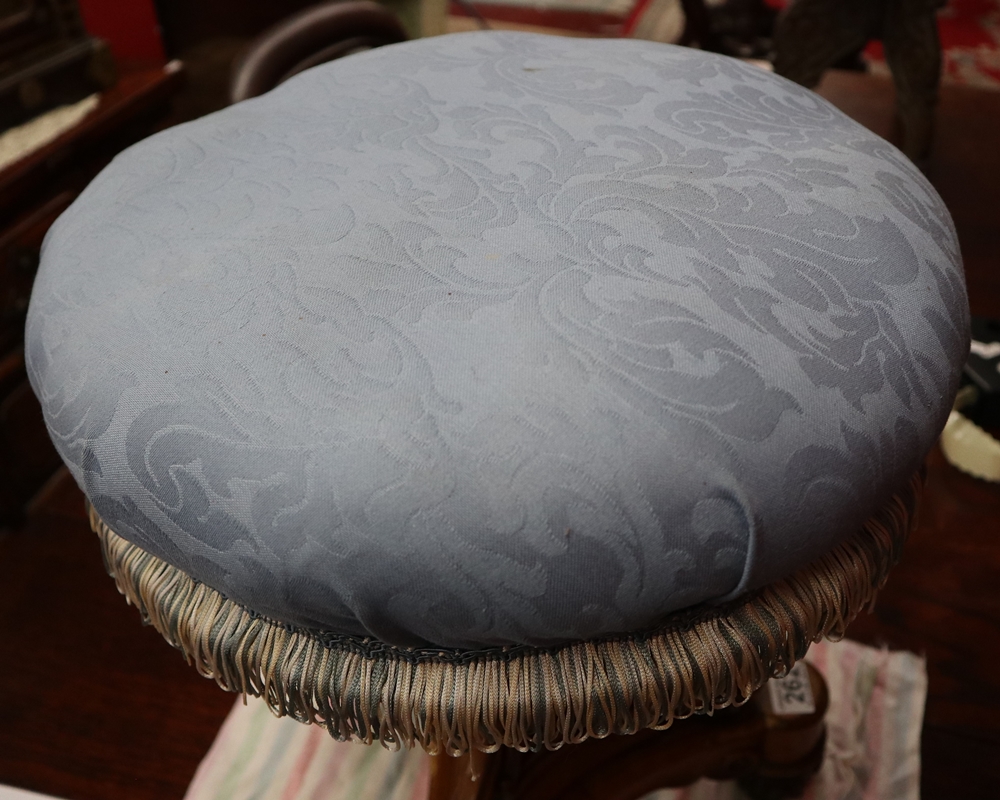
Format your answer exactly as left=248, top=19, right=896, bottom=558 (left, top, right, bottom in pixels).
left=185, top=639, right=925, bottom=800
left=184, top=703, right=429, bottom=800
left=802, top=639, right=926, bottom=800
left=646, top=639, right=927, bottom=800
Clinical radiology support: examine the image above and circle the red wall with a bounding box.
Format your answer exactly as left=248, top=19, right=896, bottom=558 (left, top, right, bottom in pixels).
left=77, top=0, right=166, bottom=67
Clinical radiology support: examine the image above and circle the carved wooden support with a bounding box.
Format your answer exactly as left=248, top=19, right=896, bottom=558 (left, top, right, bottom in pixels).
left=428, top=749, right=500, bottom=800
left=429, top=662, right=829, bottom=800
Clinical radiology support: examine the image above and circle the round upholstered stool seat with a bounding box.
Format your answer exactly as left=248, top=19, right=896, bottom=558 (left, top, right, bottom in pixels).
left=27, top=32, right=966, bottom=756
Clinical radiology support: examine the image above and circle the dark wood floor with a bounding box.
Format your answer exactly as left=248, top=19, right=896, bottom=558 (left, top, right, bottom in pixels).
left=1, top=69, right=998, bottom=800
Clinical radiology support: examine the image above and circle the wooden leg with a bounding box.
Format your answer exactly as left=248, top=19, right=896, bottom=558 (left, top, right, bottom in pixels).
left=427, top=663, right=829, bottom=800
left=428, top=749, right=500, bottom=800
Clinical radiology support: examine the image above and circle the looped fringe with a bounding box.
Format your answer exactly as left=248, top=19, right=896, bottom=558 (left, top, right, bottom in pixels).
left=91, top=471, right=920, bottom=755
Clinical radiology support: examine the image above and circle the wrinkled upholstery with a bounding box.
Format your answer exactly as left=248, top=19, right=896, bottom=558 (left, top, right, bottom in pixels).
left=27, top=32, right=968, bottom=649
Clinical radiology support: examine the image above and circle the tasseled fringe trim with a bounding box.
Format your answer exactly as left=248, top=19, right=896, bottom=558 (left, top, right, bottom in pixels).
left=90, top=470, right=920, bottom=756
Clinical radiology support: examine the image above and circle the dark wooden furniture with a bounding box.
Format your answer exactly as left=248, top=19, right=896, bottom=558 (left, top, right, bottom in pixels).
left=0, top=61, right=183, bottom=528
left=0, top=0, right=116, bottom=129
left=429, top=663, right=828, bottom=800
left=0, top=471, right=237, bottom=800
left=229, top=1, right=407, bottom=103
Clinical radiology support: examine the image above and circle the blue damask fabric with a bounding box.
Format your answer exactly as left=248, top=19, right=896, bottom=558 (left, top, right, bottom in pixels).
left=27, top=32, right=967, bottom=649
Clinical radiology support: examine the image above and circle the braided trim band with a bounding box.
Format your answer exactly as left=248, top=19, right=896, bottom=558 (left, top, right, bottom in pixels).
left=91, top=470, right=920, bottom=755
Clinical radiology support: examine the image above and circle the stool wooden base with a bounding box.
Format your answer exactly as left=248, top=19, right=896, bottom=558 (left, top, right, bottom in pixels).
left=429, top=662, right=828, bottom=800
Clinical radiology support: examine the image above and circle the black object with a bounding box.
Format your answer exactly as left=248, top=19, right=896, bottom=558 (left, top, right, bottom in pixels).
left=0, top=0, right=117, bottom=132
left=772, top=0, right=945, bottom=162
left=962, top=316, right=1000, bottom=428
left=702, top=0, right=777, bottom=59
left=229, top=1, right=407, bottom=104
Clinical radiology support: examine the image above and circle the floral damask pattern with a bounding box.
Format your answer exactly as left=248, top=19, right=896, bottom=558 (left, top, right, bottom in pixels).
left=27, top=33, right=967, bottom=649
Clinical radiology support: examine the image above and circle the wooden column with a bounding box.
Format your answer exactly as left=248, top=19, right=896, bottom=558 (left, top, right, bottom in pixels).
left=429, top=663, right=828, bottom=800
